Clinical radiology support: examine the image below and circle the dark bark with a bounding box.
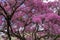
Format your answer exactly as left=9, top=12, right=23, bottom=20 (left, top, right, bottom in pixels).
left=0, top=5, right=11, bottom=40
left=54, top=35, right=60, bottom=40
left=10, top=0, right=25, bottom=18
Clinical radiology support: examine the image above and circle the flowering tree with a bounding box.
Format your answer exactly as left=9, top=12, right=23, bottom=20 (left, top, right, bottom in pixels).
left=0, top=0, right=60, bottom=40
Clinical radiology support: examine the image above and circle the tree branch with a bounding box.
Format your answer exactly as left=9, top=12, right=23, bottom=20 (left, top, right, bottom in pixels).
left=10, top=0, right=25, bottom=19
left=0, top=5, right=8, bottom=16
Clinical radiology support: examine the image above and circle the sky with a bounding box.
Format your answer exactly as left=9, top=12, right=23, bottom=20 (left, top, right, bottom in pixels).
left=43, top=0, right=58, bottom=3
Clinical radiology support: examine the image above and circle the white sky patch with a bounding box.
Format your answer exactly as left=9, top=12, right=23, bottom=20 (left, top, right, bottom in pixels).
left=4, top=29, right=7, bottom=32
left=20, top=4, right=26, bottom=8
left=0, top=0, right=6, bottom=2
left=0, top=32, right=5, bottom=36
left=43, top=0, right=58, bottom=3
left=19, top=27, right=24, bottom=31
left=30, top=24, right=36, bottom=29
left=38, top=24, right=44, bottom=31
left=11, top=24, right=17, bottom=28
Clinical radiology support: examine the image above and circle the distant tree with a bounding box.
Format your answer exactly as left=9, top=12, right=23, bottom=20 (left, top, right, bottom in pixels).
left=0, top=0, right=60, bottom=40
